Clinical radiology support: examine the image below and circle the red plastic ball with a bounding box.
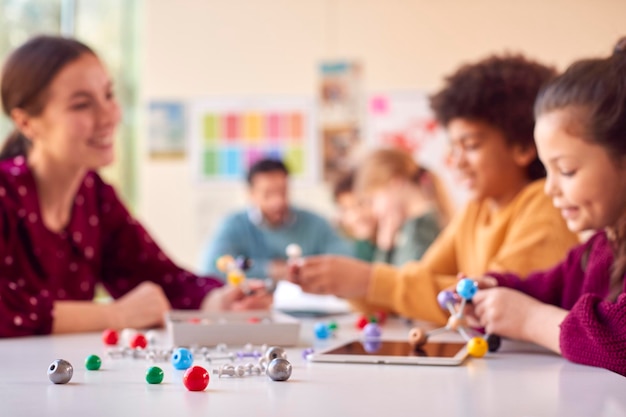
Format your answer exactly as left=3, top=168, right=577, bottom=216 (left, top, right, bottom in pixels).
left=102, top=329, right=118, bottom=346
left=183, top=366, right=210, bottom=391
left=355, top=315, right=369, bottom=330
left=130, top=333, right=148, bottom=349
left=374, top=311, right=388, bottom=325
left=247, top=317, right=261, bottom=324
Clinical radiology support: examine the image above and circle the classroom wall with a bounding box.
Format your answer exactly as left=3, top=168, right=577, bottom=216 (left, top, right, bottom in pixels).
left=138, top=0, right=626, bottom=270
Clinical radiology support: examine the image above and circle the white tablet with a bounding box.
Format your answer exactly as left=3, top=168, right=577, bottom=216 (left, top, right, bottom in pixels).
left=308, top=339, right=468, bottom=366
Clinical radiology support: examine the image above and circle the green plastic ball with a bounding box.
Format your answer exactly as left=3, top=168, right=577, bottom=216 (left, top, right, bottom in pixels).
left=327, top=321, right=338, bottom=331
left=85, top=354, right=102, bottom=371
left=146, top=366, right=164, bottom=384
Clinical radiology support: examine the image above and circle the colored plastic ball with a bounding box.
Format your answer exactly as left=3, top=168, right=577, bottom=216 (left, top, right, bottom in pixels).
left=374, top=311, right=388, bottom=325
left=145, top=330, right=159, bottom=346
left=467, top=337, right=489, bottom=358
left=314, top=322, right=330, bottom=340
left=355, top=315, right=369, bottom=330
left=265, top=346, right=287, bottom=361
left=235, top=256, right=252, bottom=271
left=172, top=347, right=194, bottom=370
left=120, top=328, right=138, bottom=345
left=130, top=333, right=148, bottom=349
left=85, top=354, right=102, bottom=371
left=456, top=279, right=478, bottom=300
left=285, top=244, right=302, bottom=258
left=266, top=358, right=292, bottom=381
left=102, top=329, right=118, bottom=346
left=227, top=270, right=245, bottom=287
left=183, top=366, right=209, bottom=391
left=48, top=359, right=73, bottom=384
left=437, top=290, right=456, bottom=310
left=362, top=322, right=382, bottom=339
left=408, top=327, right=427, bottom=347
left=216, top=255, right=234, bottom=272
left=301, top=347, right=314, bottom=360
left=327, top=321, right=338, bottom=332
left=486, top=334, right=502, bottom=352
left=146, top=366, right=164, bottom=384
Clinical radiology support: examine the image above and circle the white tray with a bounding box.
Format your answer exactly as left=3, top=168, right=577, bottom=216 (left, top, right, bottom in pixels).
left=165, top=310, right=301, bottom=347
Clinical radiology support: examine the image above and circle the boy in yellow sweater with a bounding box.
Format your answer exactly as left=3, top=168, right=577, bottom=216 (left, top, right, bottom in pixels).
left=291, top=54, right=580, bottom=325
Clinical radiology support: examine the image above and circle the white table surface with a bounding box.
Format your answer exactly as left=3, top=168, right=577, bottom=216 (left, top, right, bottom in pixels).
left=1, top=313, right=625, bottom=417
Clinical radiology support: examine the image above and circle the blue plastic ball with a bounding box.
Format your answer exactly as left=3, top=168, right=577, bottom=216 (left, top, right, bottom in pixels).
left=314, top=322, right=330, bottom=340
left=437, top=290, right=456, bottom=310
left=171, top=347, right=194, bottom=370
left=456, top=278, right=478, bottom=300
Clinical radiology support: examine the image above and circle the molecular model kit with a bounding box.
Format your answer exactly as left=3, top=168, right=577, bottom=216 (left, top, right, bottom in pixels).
left=48, top=330, right=294, bottom=391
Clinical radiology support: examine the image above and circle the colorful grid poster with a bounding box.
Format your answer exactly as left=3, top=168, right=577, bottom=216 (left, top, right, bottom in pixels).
left=190, top=97, right=315, bottom=181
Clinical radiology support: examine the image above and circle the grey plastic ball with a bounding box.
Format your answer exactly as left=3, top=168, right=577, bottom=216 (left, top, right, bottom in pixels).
left=266, top=358, right=292, bottom=381
left=265, top=346, right=287, bottom=362
left=48, top=359, right=74, bottom=384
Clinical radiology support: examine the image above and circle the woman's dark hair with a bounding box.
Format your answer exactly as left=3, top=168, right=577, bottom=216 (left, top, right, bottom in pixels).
left=0, top=35, right=94, bottom=160
left=535, top=37, right=626, bottom=301
left=430, top=54, right=557, bottom=181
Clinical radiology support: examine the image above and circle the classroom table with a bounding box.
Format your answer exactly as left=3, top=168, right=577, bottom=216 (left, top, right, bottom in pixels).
left=0, top=313, right=625, bottom=417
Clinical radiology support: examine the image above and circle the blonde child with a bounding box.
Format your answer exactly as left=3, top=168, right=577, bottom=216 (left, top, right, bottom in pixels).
left=353, top=148, right=452, bottom=266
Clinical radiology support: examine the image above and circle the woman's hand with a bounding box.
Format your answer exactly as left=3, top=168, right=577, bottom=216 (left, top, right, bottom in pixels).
left=202, top=280, right=273, bottom=311
left=288, top=255, right=372, bottom=298
left=109, top=281, right=171, bottom=329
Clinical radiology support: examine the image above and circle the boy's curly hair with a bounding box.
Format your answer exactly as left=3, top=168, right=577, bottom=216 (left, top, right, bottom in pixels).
left=429, top=54, right=556, bottom=180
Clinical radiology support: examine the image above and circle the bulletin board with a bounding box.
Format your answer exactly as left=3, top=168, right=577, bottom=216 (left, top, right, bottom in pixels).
left=366, top=90, right=468, bottom=207
left=189, top=96, right=317, bottom=182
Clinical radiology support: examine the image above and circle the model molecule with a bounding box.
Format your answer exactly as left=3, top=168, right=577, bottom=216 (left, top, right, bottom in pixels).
left=216, top=255, right=253, bottom=287
left=286, top=243, right=303, bottom=281
left=355, top=311, right=388, bottom=330
left=408, top=278, right=501, bottom=358
left=210, top=346, right=292, bottom=382
left=48, top=359, right=74, bottom=384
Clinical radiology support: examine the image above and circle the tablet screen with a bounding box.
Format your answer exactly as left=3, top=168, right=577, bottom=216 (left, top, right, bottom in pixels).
left=322, top=340, right=466, bottom=358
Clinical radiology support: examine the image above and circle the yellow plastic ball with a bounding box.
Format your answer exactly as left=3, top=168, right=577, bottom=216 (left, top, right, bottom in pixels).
left=227, top=271, right=245, bottom=287
left=216, top=255, right=234, bottom=272
left=467, top=337, right=488, bottom=358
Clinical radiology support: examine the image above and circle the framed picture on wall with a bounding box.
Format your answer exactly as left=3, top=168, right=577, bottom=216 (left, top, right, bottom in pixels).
left=147, top=101, right=187, bottom=159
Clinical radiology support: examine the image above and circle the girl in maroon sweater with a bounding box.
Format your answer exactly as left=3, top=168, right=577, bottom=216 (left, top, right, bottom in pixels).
left=0, top=36, right=271, bottom=337
left=467, top=38, right=626, bottom=376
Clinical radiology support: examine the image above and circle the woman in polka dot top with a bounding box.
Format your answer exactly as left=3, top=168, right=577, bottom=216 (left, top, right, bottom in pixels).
left=0, top=36, right=272, bottom=337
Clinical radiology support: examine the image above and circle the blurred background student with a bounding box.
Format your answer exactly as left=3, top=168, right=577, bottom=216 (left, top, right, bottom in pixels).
left=333, top=148, right=452, bottom=267
left=199, top=158, right=353, bottom=281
